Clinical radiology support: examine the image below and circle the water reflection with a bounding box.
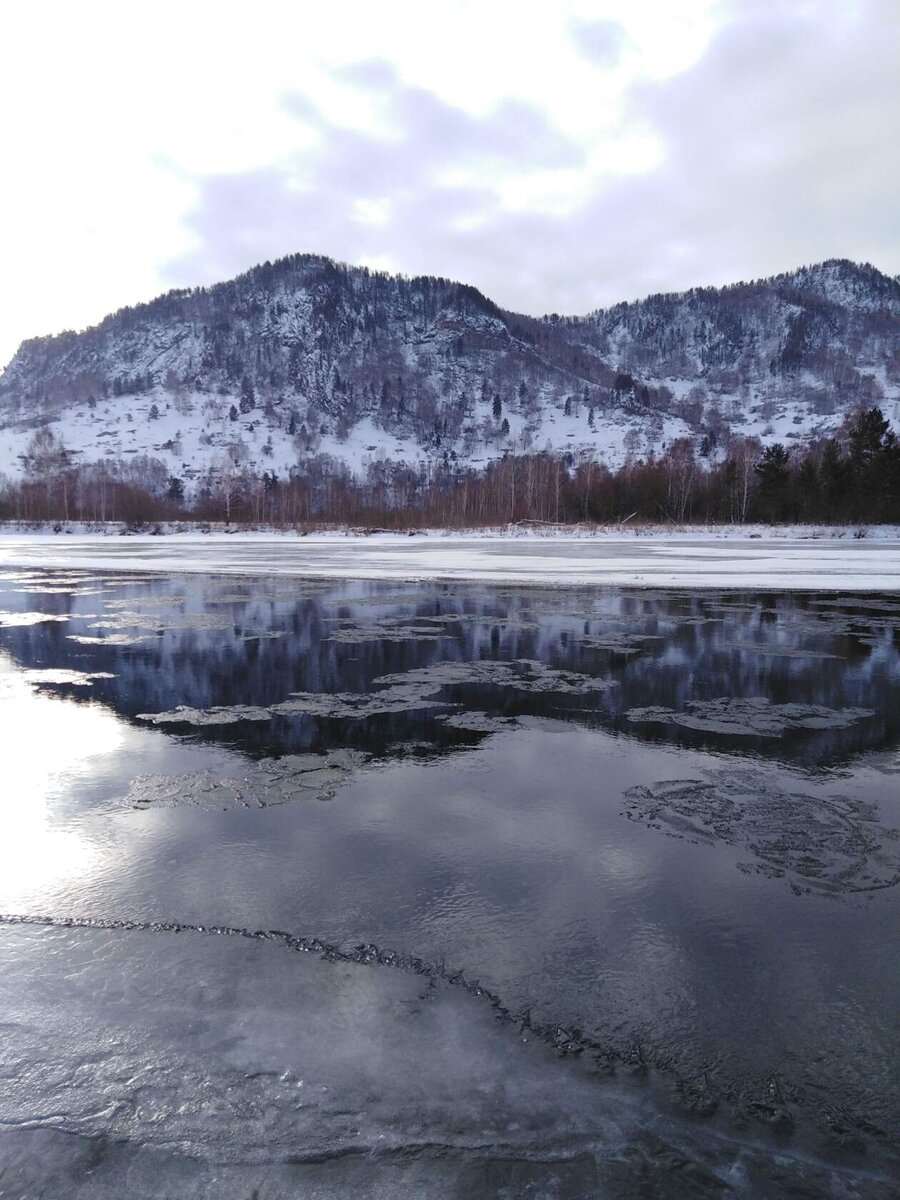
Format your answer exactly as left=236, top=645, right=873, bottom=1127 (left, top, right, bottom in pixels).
left=1, top=569, right=898, bottom=1194
left=1, top=572, right=898, bottom=768
left=0, top=664, right=113, bottom=897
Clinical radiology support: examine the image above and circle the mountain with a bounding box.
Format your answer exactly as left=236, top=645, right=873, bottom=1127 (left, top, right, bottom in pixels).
left=567, top=259, right=900, bottom=445
left=1, top=255, right=898, bottom=490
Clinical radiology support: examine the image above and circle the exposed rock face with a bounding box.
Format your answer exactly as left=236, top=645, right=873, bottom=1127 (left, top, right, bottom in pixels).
left=1, top=254, right=897, bottom=487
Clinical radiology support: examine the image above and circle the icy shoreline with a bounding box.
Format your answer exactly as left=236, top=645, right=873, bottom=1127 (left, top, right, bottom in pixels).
left=3, top=519, right=900, bottom=540
left=2, top=523, right=900, bottom=589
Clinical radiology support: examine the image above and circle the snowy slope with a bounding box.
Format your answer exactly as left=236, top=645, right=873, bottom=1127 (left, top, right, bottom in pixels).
left=569, top=259, right=900, bottom=453
left=1, top=255, right=897, bottom=491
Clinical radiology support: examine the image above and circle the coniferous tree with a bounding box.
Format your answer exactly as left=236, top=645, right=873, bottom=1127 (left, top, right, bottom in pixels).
left=796, top=455, right=820, bottom=520
left=848, top=406, right=891, bottom=517
left=848, top=407, right=890, bottom=479
left=239, top=376, right=256, bottom=414
left=820, top=439, right=851, bottom=519
left=753, top=444, right=791, bottom=522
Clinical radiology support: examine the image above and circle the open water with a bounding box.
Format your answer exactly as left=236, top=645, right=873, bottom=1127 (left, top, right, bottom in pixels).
left=0, top=568, right=897, bottom=1197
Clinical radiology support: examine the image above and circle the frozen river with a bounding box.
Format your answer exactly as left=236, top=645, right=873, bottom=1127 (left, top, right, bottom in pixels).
left=0, top=561, right=898, bottom=1196
left=2, top=527, right=900, bottom=589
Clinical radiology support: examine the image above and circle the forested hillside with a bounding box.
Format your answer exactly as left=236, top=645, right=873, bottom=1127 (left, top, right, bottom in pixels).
left=1, top=254, right=898, bottom=525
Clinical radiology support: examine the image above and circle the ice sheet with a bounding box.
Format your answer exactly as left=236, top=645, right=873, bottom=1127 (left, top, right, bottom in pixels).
left=2, top=529, right=900, bottom=589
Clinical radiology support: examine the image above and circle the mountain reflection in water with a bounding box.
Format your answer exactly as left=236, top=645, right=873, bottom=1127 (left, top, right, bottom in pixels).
left=0, top=569, right=898, bottom=1198
left=2, top=573, right=898, bottom=766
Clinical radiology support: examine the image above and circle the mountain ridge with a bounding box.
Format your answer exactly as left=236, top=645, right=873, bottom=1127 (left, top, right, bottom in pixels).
left=10, top=255, right=896, bottom=349
left=1, top=254, right=898, bottom=490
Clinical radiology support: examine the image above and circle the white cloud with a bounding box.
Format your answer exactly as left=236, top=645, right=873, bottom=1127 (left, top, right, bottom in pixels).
left=0, top=0, right=896, bottom=368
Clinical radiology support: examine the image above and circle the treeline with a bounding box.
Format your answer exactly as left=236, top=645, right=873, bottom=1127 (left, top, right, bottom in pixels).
left=2, top=408, right=898, bottom=529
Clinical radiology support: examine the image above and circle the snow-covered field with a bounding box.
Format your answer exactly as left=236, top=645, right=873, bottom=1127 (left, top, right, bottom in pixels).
left=2, top=525, right=900, bottom=589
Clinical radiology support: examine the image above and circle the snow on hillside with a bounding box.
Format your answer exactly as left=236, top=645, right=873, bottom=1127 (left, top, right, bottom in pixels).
left=0, top=380, right=698, bottom=488
left=1, top=254, right=897, bottom=491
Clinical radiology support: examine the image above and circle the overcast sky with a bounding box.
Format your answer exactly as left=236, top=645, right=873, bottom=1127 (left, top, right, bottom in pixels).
left=1, top=0, right=897, bottom=368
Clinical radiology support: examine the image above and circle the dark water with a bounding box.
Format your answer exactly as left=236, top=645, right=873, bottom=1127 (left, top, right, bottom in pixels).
left=0, top=569, right=898, bottom=1198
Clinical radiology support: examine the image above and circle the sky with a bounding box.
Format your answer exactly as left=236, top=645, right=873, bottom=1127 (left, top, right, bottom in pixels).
left=0, top=0, right=898, bottom=369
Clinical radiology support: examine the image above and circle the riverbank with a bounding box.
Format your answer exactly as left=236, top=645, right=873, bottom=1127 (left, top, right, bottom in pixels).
left=2, top=524, right=900, bottom=589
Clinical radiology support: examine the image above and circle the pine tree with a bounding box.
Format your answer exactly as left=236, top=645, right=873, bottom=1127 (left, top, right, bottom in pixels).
left=754, top=444, right=791, bottom=521
left=848, top=407, right=890, bottom=478
left=821, top=439, right=851, bottom=519
left=239, top=376, right=256, bottom=414
left=848, top=407, right=891, bottom=518
left=796, top=455, right=820, bottom=520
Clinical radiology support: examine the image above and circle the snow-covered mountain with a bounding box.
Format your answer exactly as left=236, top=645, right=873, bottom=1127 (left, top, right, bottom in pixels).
left=567, top=259, right=900, bottom=451
left=1, top=254, right=898, bottom=490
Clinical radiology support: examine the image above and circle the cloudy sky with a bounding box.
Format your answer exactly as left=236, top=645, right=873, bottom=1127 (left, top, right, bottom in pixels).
left=1, top=0, right=897, bottom=368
